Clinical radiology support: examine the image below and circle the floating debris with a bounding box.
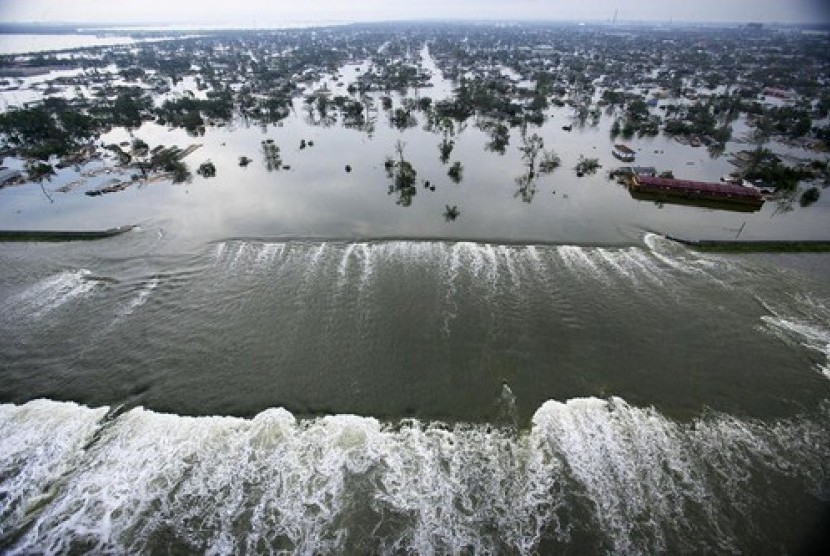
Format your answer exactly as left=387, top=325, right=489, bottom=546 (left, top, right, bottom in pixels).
left=177, top=144, right=203, bottom=159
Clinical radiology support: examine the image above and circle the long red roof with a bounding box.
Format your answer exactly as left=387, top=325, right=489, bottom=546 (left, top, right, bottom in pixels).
left=635, top=175, right=763, bottom=199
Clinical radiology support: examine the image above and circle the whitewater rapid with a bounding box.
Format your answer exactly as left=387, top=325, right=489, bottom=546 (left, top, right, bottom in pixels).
left=1, top=397, right=828, bottom=554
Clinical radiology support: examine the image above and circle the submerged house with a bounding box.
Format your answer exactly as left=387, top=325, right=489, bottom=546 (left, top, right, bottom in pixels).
left=612, top=144, right=636, bottom=162
left=629, top=175, right=765, bottom=212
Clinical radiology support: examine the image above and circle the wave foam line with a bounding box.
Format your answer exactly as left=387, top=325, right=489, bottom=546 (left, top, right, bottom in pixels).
left=0, top=400, right=109, bottom=541
left=762, top=316, right=830, bottom=380
left=556, top=245, right=609, bottom=283
left=123, top=278, right=158, bottom=316
left=595, top=248, right=641, bottom=285
left=7, top=270, right=99, bottom=318
left=254, top=243, right=286, bottom=268
left=1, top=398, right=827, bottom=554
left=337, top=243, right=358, bottom=286
left=624, top=248, right=669, bottom=286
left=643, top=233, right=748, bottom=289
left=209, top=241, right=737, bottom=293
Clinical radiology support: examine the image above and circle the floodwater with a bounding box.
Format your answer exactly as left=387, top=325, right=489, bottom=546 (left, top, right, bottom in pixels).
left=1, top=48, right=828, bottom=246
left=1, top=40, right=830, bottom=553
left=0, top=34, right=138, bottom=55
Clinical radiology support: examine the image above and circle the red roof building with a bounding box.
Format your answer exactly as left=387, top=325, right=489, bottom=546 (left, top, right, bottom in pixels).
left=630, top=175, right=765, bottom=209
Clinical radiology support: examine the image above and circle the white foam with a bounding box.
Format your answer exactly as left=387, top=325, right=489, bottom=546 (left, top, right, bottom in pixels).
left=762, top=316, right=830, bottom=380
left=213, top=242, right=227, bottom=263
left=337, top=243, right=358, bottom=286
left=448, top=242, right=474, bottom=280
left=444, top=243, right=499, bottom=290
left=498, top=245, right=520, bottom=287
left=2, top=398, right=827, bottom=554
left=532, top=397, right=698, bottom=552
left=641, top=234, right=742, bottom=291
left=5, top=405, right=563, bottom=554
left=642, top=232, right=666, bottom=253
left=382, top=241, right=436, bottom=266
left=556, top=245, right=608, bottom=283
left=307, top=242, right=328, bottom=269
left=254, top=243, right=285, bottom=268
left=0, top=400, right=108, bottom=540
left=531, top=397, right=830, bottom=553
left=623, top=248, right=668, bottom=285
left=596, top=248, right=640, bottom=284
left=642, top=235, right=738, bottom=283
left=228, top=243, right=247, bottom=270
left=357, top=243, right=373, bottom=290
left=522, top=245, right=544, bottom=274
left=120, top=278, right=159, bottom=317
left=441, top=243, right=470, bottom=335
left=9, top=269, right=99, bottom=318
left=481, top=244, right=499, bottom=286
left=463, top=242, right=487, bottom=279
left=642, top=233, right=701, bottom=276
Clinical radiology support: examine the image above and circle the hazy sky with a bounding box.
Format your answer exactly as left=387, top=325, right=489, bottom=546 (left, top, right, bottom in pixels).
left=1, top=0, right=828, bottom=27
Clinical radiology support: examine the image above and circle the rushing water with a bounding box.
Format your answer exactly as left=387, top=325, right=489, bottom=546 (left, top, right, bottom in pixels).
left=1, top=230, right=829, bottom=553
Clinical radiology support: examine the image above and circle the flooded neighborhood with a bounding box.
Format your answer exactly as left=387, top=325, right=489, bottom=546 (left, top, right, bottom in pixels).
left=0, top=22, right=828, bottom=243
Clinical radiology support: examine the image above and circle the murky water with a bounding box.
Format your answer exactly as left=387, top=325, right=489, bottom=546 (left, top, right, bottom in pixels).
left=1, top=230, right=829, bottom=552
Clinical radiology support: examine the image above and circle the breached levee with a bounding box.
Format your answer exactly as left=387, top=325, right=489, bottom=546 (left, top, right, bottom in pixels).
left=0, top=398, right=827, bottom=554
left=208, top=234, right=748, bottom=297
left=2, top=235, right=829, bottom=551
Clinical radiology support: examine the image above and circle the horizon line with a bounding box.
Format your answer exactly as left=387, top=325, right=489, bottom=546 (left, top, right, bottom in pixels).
left=1, top=18, right=829, bottom=30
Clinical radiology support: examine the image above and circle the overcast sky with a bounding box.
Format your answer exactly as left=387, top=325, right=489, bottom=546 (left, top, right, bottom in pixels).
left=1, top=0, right=828, bottom=27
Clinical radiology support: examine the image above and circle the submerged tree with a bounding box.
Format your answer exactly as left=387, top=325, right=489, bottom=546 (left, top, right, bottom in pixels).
left=514, top=173, right=537, bottom=203
left=448, top=161, right=463, bottom=183
left=513, top=133, right=560, bottom=202
left=390, top=107, right=417, bottom=130
left=197, top=160, right=217, bottom=178
left=261, top=140, right=282, bottom=172
left=386, top=140, right=418, bottom=206
left=539, top=151, right=561, bottom=174
left=26, top=160, right=55, bottom=182
left=519, top=133, right=544, bottom=174
left=483, top=121, right=510, bottom=154
left=574, top=156, right=601, bottom=177
left=610, top=118, right=622, bottom=139
left=143, top=146, right=191, bottom=183
left=800, top=186, right=820, bottom=207
left=439, top=138, right=455, bottom=164
left=443, top=204, right=460, bottom=221
left=131, top=138, right=149, bottom=157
